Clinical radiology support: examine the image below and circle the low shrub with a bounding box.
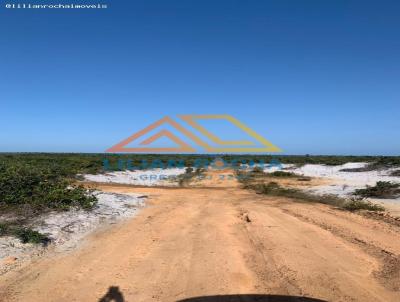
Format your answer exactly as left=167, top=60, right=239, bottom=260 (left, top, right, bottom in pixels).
left=0, top=222, right=50, bottom=245
left=340, top=167, right=371, bottom=172
left=14, top=228, right=50, bottom=244
left=268, top=171, right=297, bottom=177
left=243, top=179, right=385, bottom=213
left=177, top=167, right=206, bottom=186
left=0, top=223, right=8, bottom=236
left=342, top=199, right=385, bottom=212
left=354, top=181, right=400, bottom=199
left=250, top=182, right=344, bottom=206
left=341, top=157, right=400, bottom=172
left=391, top=170, right=400, bottom=176
left=297, top=177, right=311, bottom=181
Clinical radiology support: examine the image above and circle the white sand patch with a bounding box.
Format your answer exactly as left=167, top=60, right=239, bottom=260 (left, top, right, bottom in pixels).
left=34, top=192, right=145, bottom=249
left=242, top=163, right=296, bottom=172
left=0, top=192, right=145, bottom=274
left=264, top=164, right=295, bottom=172
left=83, top=168, right=186, bottom=186
left=286, top=163, right=400, bottom=197
left=273, top=162, right=400, bottom=216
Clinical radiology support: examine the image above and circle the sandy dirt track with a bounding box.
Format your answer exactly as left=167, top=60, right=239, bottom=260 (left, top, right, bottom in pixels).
left=0, top=174, right=400, bottom=302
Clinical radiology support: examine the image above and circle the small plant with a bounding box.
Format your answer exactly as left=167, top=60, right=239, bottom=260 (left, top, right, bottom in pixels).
left=185, top=167, right=194, bottom=174
left=340, top=167, right=371, bottom=172
left=354, top=181, right=400, bottom=199
left=257, top=182, right=282, bottom=194
left=245, top=168, right=304, bottom=179
left=0, top=223, right=9, bottom=236
left=13, top=228, right=50, bottom=245
left=342, top=198, right=385, bottom=212
left=297, top=177, right=311, bottom=181
left=0, top=222, right=50, bottom=245
left=268, top=171, right=297, bottom=177
left=177, top=167, right=205, bottom=186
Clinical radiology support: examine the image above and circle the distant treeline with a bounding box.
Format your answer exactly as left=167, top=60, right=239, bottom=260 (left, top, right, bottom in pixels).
left=1, top=153, right=400, bottom=173
left=0, top=153, right=399, bottom=215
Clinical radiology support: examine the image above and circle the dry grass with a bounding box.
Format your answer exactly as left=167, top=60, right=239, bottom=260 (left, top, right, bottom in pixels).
left=238, top=170, right=385, bottom=212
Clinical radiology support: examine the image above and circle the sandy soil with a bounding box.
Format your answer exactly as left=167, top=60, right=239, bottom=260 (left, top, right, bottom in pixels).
left=0, top=171, right=399, bottom=302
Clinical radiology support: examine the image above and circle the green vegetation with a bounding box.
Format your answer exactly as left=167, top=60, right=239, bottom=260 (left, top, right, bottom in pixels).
left=0, top=161, right=96, bottom=212
left=1, top=153, right=398, bottom=243
left=248, top=181, right=384, bottom=212
left=14, top=228, right=50, bottom=244
left=177, top=167, right=206, bottom=186
left=354, top=181, right=400, bottom=199
left=264, top=155, right=399, bottom=166
left=0, top=223, right=8, bottom=236
left=247, top=181, right=344, bottom=205
left=342, top=199, right=385, bottom=212
left=237, top=169, right=385, bottom=212
left=0, top=153, right=101, bottom=243
left=2, top=153, right=400, bottom=170
left=245, top=167, right=306, bottom=180
left=268, top=171, right=298, bottom=177
left=0, top=222, right=50, bottom=245
left=340, top=157, right=400, bottom=172
left=297, top=176, right=312, bottom=181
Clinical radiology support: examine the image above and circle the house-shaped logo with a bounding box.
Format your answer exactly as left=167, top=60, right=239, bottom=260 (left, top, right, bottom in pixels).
left=106, top=114, right=281, bottom=153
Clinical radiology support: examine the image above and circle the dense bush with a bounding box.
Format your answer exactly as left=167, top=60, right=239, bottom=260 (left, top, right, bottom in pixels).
left=0, top=161, right=96, bottom=212
left=1, top=153, right=399, bottom=173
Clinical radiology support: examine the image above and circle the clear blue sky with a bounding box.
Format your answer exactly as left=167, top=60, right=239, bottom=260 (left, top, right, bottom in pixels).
left=1, top=0, right=399, bottom=155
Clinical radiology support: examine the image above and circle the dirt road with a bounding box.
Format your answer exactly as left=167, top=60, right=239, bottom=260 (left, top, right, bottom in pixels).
left=1, top=174, right=400, bottom=302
